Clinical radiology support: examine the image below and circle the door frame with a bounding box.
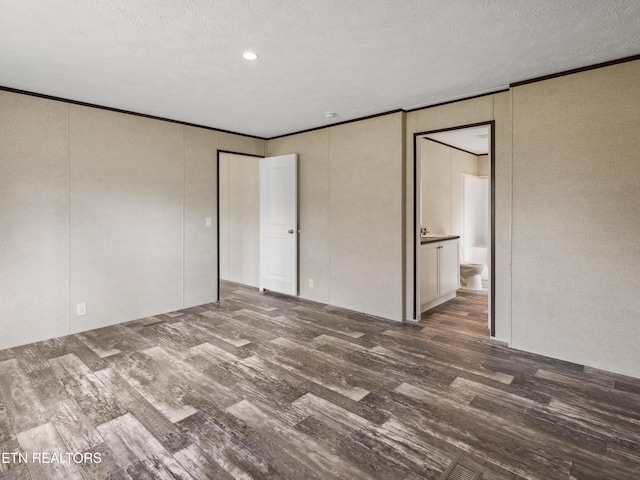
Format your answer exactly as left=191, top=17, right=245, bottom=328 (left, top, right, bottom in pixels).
left=216, top=150, right=265, bottom=301
left=413, top=121, right=496, bottom=336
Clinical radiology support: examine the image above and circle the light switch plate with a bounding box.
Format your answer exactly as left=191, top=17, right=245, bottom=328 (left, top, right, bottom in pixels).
left=77, top=303, right=87, bottom=316
left=205, top=217, right=212, bottom=227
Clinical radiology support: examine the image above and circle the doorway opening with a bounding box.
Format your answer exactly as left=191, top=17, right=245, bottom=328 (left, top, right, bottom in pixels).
left=216, top=150, right=299, bottom=301
left=413, top=121, right=495, bottom=336
left=216, top=150, right=264, bottom=301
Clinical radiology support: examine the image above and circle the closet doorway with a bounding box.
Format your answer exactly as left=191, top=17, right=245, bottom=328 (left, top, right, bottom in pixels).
left=216, top=151, right=299, bottom=300
left=217, top=151, right=263, bottom=299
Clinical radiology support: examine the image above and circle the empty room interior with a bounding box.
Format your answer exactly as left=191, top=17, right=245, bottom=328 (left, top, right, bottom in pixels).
left=1, top=2, right=639, bottom=479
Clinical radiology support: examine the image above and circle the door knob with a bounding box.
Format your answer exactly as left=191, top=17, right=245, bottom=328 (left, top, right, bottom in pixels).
left=288, top=229, right=299, bottom=234
left=288, top=229, right=294, bottom=234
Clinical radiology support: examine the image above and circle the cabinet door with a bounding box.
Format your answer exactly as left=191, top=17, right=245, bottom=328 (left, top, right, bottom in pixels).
left=420, top=243, right=439, bottom=305
left=439, top=240, right=459, bottom=295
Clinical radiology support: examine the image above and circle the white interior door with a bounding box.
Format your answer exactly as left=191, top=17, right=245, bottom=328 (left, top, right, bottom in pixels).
left=259, top=154, right=298, bottom=295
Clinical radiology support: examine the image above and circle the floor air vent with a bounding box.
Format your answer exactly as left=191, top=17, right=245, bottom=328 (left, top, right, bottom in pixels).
left=439, top=459, right=482, bottom=480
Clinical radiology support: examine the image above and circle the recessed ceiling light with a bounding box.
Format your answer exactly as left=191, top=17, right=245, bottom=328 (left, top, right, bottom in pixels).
left=325, top=112, right=337, bottom=118
left=242, top=52, right=258, bottom=60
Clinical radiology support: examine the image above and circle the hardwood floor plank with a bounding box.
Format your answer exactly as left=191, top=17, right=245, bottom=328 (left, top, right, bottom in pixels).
left=173, top=444, right=236, bottom=480
left=0, top=394, right=23, bottom=477
left=240, top=354, right=389, bottom=425
left=293, top=392, right=449, bottom=478
left=109, top=353, right=197, bottom=423
left=11, top=344, right=49, bottom=374
left=365, top=389, right=571, bottom=479
left=126, top=400, right=192, bottom=454
left=27, top=367, right=67, bottom=409
left=0, top=462, right=32, bottom=480
left=0, top=359, right=48, bottom=433
left=272, top=335, right=394, bottom=392
left=256, top=338, right=371, bottom=401
left=47, top=399, right=104, bottom=453
left=96, top=413, right=194, bottom=478
left=92, top=367, right=146, bottom=406
left=140, top=345, right=239, bottom=410
left=76, top=330, right=122, bottom=358
left=58, top=369, right=127, bottom=427
left=535, top=368, right=640, bottom=419
left=15, top=423, right=84, bottom=480
left=177, top=411, right=267, bottom=480
left=293, top=414, right=418, bottom=480
left=227, top=398, right=374, bottom=480
left=74, top=442, right=129, bottom=480
left=46, top=353, right=92, bottom=379
left=189, top=353, right=307, bottom=427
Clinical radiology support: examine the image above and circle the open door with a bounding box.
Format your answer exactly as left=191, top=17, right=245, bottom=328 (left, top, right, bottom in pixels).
left=259, top=154, right=298, bottom=295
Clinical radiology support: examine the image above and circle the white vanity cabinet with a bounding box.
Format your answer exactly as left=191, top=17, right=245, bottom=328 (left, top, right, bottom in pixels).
left=420, top=237, right=459, bottom=313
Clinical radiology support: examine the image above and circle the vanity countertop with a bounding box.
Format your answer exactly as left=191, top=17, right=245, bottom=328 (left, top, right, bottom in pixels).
left=420, top=235, right=460, bottom=244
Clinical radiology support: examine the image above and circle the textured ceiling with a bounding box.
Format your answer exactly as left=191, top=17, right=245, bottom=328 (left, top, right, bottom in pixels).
left=1, top=1, right=639, bottom=138
left=425, top=126, right=490, bottom=156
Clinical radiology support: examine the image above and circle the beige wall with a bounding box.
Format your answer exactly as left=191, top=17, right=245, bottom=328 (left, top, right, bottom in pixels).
left=69, top=107, right=184, bottom=332
left=219, top=153, right=260, bottom=287
left=477, top=154, right=489, bottom=177
left=0, top=90, right=265, bottom=349
left=510, top=61, right=640, bottom=378
left=0, top=93, right=70, bottom=348
left=268, top=113, right=405, bottom=320
left=329, top=114, right=404, bottom=320
left=184, top=126, right=221, bottom=307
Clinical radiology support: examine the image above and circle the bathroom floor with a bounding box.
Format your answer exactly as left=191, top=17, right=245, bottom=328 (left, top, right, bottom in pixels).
left=457, top=278, right=489, bottom=295
left=421, top=289, right=489, bottom=337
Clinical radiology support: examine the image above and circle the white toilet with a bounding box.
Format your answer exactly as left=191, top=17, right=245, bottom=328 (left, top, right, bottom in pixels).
left=460, top=263, right=486, bottom=290
left=460, top=245, right=487, bottom=291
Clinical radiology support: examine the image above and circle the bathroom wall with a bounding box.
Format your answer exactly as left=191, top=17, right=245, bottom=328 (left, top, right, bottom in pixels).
left=451, top=149, right=480, bottom=237
left=0, top=89, right=265, bottom=349
left=420, top=139, right=451, bottom=233
left=461, top=174, right=489, bottom=264
left=420, top=139, right=478, bottom=236
left=477, top=155, right=489, bottom=176
left=219, top=152, right=260, bottom=287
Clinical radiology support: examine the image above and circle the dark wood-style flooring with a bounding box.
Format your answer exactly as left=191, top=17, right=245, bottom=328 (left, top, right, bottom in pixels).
left=1, top=282, right=639, bottom=479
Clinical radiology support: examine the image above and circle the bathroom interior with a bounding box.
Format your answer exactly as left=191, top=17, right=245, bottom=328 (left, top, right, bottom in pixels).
left=418, top=124, right=491, bottom=325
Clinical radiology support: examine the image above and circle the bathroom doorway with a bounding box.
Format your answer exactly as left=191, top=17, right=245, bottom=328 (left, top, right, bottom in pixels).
left=413, top=122, right=495, bottom=336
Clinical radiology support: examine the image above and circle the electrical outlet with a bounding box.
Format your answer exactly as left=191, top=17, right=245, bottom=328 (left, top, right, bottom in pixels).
left=77, top=303, right=87, bottom=316
left=308, top=278, right=314, bottom=288
left=205, top=217, right=212, bottom=227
